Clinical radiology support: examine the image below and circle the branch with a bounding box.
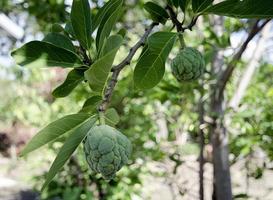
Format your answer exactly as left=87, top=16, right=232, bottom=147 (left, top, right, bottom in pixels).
left=229, top=22, right=271, bottom=109
left=166, top=5, right=183, bottom=32
left=183, top=15, right=200, bottom=31
left=80, top=45, right=92, bottom=66
left=98, top=22, right=158, bottom=112
left=166, top=5, right=200, bottom=32
left=217, top=19, right=270, bottom=100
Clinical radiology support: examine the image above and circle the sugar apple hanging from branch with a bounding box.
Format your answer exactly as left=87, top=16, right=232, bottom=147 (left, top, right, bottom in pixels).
left=171, top=47, right=205, bottom=82
left=84, top=125, right=132, bottom=179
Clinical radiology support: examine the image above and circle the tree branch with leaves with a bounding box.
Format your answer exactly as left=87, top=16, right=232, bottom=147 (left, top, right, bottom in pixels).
left=10, top=0, right=273, bottom=199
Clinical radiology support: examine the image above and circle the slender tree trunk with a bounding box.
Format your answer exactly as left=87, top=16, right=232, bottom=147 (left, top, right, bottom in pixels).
left=210, top=61, right=233, bottom=200
left=208, top=14, right=233, bottom=200
left=209, top=19, right=270, bottom=200
left=210, top=97, right=232, bottom=200
left=198, top=91, right=205, bottom=200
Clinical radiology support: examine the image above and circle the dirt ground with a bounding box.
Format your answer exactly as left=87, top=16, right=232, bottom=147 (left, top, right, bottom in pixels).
left=1, top=153, right=273, bottom=200
left=142, top=155, right=273, bottom=200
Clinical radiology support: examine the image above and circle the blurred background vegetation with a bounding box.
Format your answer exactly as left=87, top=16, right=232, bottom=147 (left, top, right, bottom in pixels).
left=0, top=0, right=273, bottom=200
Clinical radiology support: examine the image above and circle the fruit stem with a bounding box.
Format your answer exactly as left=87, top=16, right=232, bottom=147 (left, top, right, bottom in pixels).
left=178, top=33, right=186, bottom=49
left=99, top=112, right=106, bottom=125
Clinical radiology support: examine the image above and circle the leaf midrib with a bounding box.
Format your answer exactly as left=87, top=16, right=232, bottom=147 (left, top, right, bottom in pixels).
left=140, top=34, right=176, bottom=86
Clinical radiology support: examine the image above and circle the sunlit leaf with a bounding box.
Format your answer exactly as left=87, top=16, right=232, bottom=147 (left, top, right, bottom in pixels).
left=85, top=35, right=123, bottom=93
left=80, top=95, right=102, bottom=113
left=11, top=41, right=83, bottom=68
left=41, top=115, right=97, bottom=191
left=51, top=23, right=65, bottom=33
left=105, top=108, right=120, bottom=126
left=43, top=33, right=76, bottom=53
left=65, top=21, right=76, bottom=39
left=71, top=0, right=92, bottom=49
left=192, top=0, right=214, bottom=13
left=92, top=0, right=121, bottom=33
left=20, top=114, right=91, bottom=156
left=204, top=0, right=273, bottom=18
left=134, top=32, right=177, bottom=89
left=52, top=69, right=85, bottom=98
left=96, top=0, right=123, bottom=51
left=144, top=2, right=169, bottom=24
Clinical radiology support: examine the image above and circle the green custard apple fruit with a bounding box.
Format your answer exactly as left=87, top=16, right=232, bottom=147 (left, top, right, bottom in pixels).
left=84, top=125, right=132, bottom=179
left=171, top=47, right=205, bottom=81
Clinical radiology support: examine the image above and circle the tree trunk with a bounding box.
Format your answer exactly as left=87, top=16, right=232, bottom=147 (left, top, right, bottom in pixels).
left=209, top=14, right=233, bottom=200
left=209, top=20, right=270, bottom=200
left=211, top=98, right=232, bottom=200
left=198, top=93, right=205, bottom=200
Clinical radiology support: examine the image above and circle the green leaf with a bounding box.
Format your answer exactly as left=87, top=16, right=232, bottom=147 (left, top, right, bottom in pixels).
left=144, top=2, right=169, bottom=24
left=11, top=41, right=83, bottom=68
left=71, top=0, right=92, bottom=49
left=104, top=108, right=120, bottom=126
left=192, top=0, right=213, bottom=13
left=179, top=0, right=191, bottom=13
left=80, top=95, right=102, bottom=113
left=52, top=69, right=84, bottom=98
left=85, top=35, right=123, bottom=93
left=41, top=116, right=97, bottom=191
left=96, top=0, right=123, bottom=52
left=171, top=0, right=180, bottom=7
left=65, top=21, right=76, bottom=39
left=166, top=0, right=173, bottom=6
left=92, top=0, right=120, bottom=33
left=43, top=33, right=76, bottom=53
left=134, top=32, right=177, bottom=89
left=51, top=23, right=65, bottom=33
left=203, top=0, right=273, bottom=18
left=20, top=114, right=91, bottom=156
left=117, top=28, right=127, bottom=38
left=99, top=34, right=123, bottom=58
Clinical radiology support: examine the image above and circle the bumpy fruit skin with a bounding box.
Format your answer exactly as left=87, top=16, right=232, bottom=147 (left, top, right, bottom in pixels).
left=171, top=47, right=205, bottom=81
left=84, top=125, right=132, bottom=179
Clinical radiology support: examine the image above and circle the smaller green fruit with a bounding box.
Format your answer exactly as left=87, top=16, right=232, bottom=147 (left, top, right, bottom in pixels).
left=171, top=47, right=205, bottom=81
left=84, top=125, right=132, bottom=179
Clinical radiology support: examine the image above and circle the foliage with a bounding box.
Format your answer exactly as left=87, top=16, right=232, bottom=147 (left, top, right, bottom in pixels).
left=133, top=31, right=177, bottom=89
left=230, top=64, right=273, bottom=160
left=144, top=2, right=169, bottom=24
left=5, top=0, right=273, bottom=199
left=1, top=0, right=68, bottom=31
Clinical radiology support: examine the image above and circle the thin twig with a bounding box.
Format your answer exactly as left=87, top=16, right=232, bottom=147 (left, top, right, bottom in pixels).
left=80, top=45, right=92, bottom=66
left=98, top=22, right=158, bottom=112
left=166, top=5, right=183, bottom=32
left=183, top=15, right=200, bottom=31
left=166, top=5, right=199, bottom=32
left=217, top=19, right=270, bottom=100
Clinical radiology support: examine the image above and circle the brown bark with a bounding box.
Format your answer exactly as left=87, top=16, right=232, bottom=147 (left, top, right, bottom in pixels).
left=210, top=97, right=232, bottom=200
left=210, top=50, right=232, bottom=200
left=198, top=91, right=205, bottom=200
left=208, top=15, right=232, bottom=200
left=209, top=19, right=270, bottom=200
